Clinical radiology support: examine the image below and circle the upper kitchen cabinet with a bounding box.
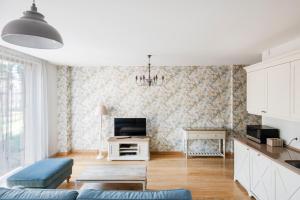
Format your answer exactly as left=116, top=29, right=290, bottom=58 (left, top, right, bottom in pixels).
left=291, top=60, right=300, bottom=121
left=245, top=50, right=300, bottom=121
left=247, top=68, right=267, bottom=115
left=266, top=63, right=291, bottom=119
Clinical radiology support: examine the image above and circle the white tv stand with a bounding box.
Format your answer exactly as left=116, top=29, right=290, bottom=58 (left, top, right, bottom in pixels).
left=107, top=136, right=150, bottom=161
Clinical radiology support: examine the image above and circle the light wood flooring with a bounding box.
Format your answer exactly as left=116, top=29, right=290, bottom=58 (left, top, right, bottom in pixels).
left=57, top=152, right=251, bottom=200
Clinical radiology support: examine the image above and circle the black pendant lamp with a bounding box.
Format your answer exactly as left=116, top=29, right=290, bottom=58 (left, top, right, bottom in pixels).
left=1, top=0, right=63, bottom=49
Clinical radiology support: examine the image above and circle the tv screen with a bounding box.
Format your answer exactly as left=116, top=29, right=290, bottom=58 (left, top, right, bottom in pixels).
left=114, top=118, right=146, bottom=136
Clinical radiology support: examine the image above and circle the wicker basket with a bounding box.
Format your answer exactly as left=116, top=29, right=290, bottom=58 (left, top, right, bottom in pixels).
left=267, top=138, right=283, bottom=147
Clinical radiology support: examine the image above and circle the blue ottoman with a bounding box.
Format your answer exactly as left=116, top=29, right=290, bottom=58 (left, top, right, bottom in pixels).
left=7, top=158, right=73, bottom=189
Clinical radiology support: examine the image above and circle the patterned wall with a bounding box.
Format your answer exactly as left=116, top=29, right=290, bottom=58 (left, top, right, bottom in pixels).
left=57, top=65, right=261, bottom=152
left=228, top=66, right=262, bottom=151
left=232, top=65, right=261, bottom=135
left=57, top=66, right=72, bottom=152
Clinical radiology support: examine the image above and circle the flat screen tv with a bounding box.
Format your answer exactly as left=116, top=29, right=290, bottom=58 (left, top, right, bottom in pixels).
left=114, top=118, right=146, bottom=137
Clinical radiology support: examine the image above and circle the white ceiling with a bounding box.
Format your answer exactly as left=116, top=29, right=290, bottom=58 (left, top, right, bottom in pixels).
left=0, top=0, right=300, bottom=67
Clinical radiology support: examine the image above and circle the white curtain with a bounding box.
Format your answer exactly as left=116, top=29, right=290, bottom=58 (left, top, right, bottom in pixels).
left=0, top=52, right=25, bottom=177
left=24, top=62, right=49, bottom=164
left=0, top=46, right=49, bottom=166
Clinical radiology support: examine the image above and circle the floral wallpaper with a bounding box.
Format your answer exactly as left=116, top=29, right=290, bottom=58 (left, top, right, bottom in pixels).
left=57, top=65, right=261, bottom=153
left=57, top=66, right=72, bottom=153
left=228, top=65, right=262, bottom=151
left=232, top=65, right=261, bottom=135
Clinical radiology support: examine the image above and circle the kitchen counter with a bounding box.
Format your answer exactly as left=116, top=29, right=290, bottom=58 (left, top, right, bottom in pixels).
left=234, top=136, right=300, bottom=175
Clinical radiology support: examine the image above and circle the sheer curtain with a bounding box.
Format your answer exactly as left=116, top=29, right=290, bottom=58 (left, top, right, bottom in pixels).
left=0, top=46, right=49, bottom=173
left=24, top=61, right=49, bottom=164
left=0, top=53, right=25, bottom=177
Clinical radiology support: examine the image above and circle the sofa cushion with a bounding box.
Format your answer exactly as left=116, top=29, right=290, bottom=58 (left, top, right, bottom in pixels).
left=77, top=189, right=192, bottom=200
left=0, top=188, right=78, bottom=200
left=7, top=158, right=73, bottom=188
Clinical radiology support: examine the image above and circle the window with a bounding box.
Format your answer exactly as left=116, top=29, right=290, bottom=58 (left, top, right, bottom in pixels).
left=0, top=59, right=25, bottom=177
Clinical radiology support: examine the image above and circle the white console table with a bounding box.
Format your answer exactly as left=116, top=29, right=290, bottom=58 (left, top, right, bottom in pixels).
left=107, top=137, right=150, bottom=161
left=183, top=128, right=226, bottom=159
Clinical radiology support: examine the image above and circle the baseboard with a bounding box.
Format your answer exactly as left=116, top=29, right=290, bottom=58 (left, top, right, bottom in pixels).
left=52, top=150, right=233, bottom=158
left=51, top=151, right=71, bottom=157
left=53, top=149, right=102, bottom=155
left=152, top=151, right=233, bottom=157
left=225, top=152, right=234, bottom=158
left=150, top=151, right=184, bottom=156
left=52, top=150, right=183, bottom=156
left=71, top=149, right=99, bottom=153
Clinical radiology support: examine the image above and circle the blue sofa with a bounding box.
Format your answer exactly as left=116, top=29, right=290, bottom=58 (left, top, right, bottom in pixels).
left=0, top=188, right=192, bottom=200
left=7, top=158, right=73, bottom=189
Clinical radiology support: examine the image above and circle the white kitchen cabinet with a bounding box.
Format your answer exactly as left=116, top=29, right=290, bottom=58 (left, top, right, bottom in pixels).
left=245, top=50, right=300, bottom=121
left=234, top=140, right=251, bottom=194
left=274, top=163, right=300, bottom=200
left=267, top=63, right=291, bottom=119
left=291, top=60, right=300, bottom=120
left=247, top=69, right=268, bottom=115
left=250, top=149, right=275, bottom=200
left=234, top=139, right=300, bottom=200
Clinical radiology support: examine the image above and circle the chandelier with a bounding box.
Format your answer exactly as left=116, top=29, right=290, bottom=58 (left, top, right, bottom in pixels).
left=135, top=55, right=165, bottom=86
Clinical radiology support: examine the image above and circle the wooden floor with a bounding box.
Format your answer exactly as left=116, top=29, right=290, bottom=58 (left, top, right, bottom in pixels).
left=57, top=152, right=251, bottom=200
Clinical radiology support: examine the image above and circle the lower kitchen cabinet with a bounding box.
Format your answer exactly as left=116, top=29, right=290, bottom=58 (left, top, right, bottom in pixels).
left=250, top=150, right=275, bottom=200
left=234, top=139, right=300, bottom=200
left=275, top=163, right=300, bottom=200
left=234, top=140, right=250, bottom=194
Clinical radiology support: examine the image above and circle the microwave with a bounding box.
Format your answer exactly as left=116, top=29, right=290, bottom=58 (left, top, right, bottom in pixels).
left=246, top=125, right=279, bottom=144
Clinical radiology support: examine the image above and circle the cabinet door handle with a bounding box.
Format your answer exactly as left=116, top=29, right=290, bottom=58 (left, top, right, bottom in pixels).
left=257, top=153, right=260, bottom=156
left=261, top=110, right=267, bottom=113
left=246, top=148, right=249, bottom=150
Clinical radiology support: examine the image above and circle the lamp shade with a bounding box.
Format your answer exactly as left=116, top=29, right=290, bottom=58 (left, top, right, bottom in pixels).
left=99, top=105, right=108, bottom=116
left=1, top=3, right=63, bottom=49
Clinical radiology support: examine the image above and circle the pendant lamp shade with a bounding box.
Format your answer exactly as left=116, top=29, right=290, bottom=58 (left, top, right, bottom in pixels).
left=1, top=2, right=63, bottom=49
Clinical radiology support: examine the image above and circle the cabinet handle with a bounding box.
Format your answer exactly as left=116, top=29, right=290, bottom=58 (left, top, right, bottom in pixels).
left=261, top=110, right=267, bottom=113
left=246, top=148, right=249, bottom=150
left=257, top=153, right=260, bottom=156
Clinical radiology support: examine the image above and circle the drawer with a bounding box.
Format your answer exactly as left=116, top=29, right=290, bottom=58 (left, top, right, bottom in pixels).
left=187, top=131, right=226, bottom=140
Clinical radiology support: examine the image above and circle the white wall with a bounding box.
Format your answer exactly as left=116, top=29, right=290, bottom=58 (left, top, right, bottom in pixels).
left=262, top=117, right=300, bottom=149
left=47, top=64, right=58, bottom=156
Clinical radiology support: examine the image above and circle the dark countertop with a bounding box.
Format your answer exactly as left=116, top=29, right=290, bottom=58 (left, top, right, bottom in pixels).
left=234, top=136, right=300, bottom=175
